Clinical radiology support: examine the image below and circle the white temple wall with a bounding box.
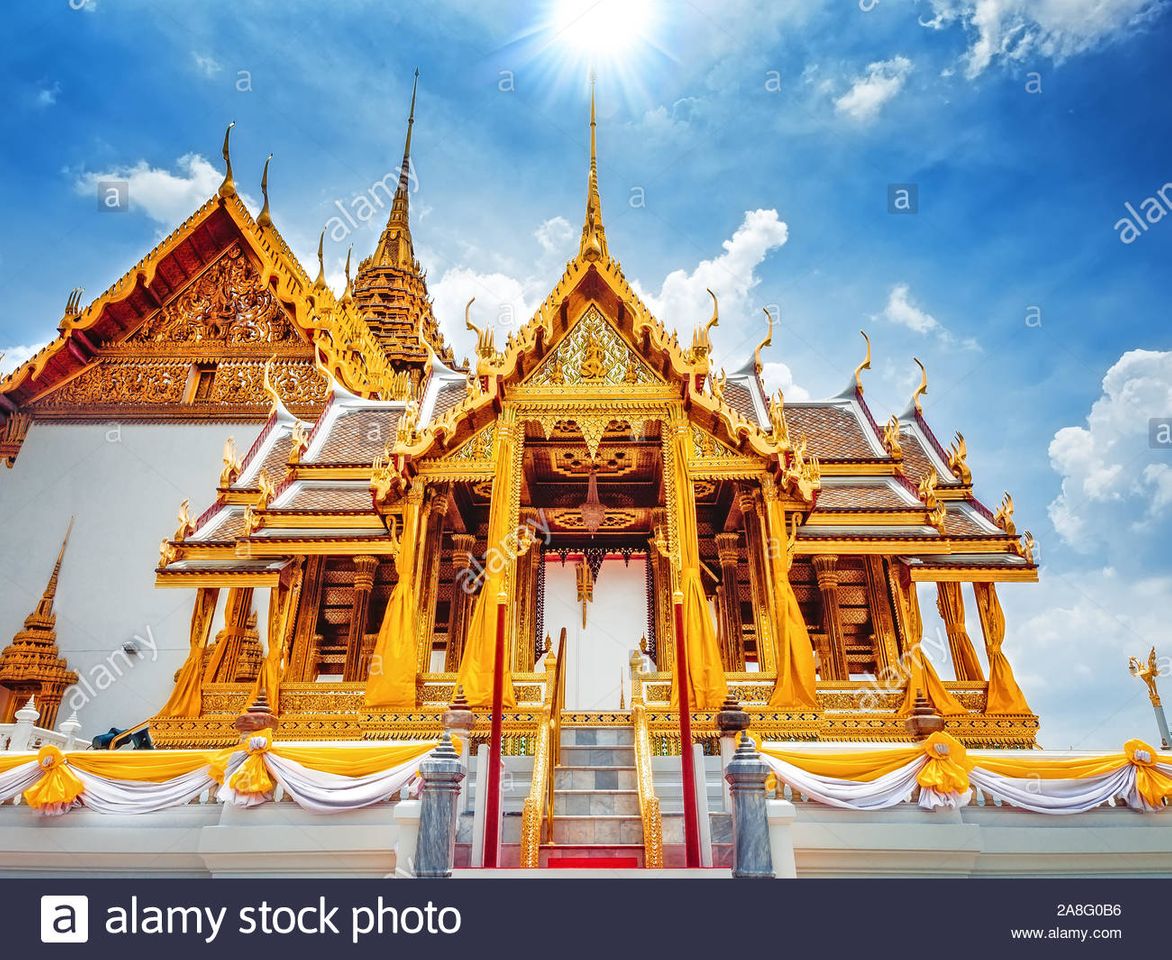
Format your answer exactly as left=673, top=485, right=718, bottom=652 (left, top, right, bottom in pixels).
left=0, top=421, right=263, bottom=740
left=543, top=557, right=648, bottom=710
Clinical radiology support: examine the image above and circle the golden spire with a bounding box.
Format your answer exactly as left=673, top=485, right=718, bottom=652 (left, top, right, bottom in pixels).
left=342, top=246, right=354, bottom=301
left=313, top=228, right=326, bottom=290
left=579, top=75, right=608, bottom=262
left=38, top=517, right=74, bottom=616
left=854, top=330, right=871, bottom=393
left=370, top=70, right=420, bottom=270
left=257, top=153, right=273, bottom=227
left=218, top=121, right=236, bottom=198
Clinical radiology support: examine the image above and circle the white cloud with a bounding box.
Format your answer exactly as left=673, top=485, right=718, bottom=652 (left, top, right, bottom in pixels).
left=0, top=343, right=48, bottom=379
left=834, top=56, right=913, bottom=122
left=534, top=216, right=574, bottom=256
left=36, top=82, right=61, bottom=108
left=430, top=267, right=547, bottom=363
left=760, top=361, right=810, bottom=401
left=921, top=0, right=1167, bottom=78
left=192, top=53, right=222, bottom=78
left=635, top=208, right=789, bottom=342
left=1048, top=349, right=1172, bottom=548
left=72, top=154, right=243, bottom=225
left=876, top=283, right=979, bottom=350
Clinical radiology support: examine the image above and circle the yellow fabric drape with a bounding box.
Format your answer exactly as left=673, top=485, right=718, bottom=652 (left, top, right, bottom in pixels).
left=457, top=423, right=518, bottom=708
left=762, top=497, right=818, bottom=709
left=760, top=743, right=919, bottom=781
left=276, top=739, right=447, bottom=777
left=895, top=574, right=966, bottom=715
left=936, top=581, right=984, bottom=681
left=158, top=587, right=220, bottom=718
left=23, top=746, right=85, bottom=810
left=365, top=492, right=425, bottom=707
left=0, top=754, right=35, bottom=774
left=668, top=426, right=728, bottom=710
left=248, top=574, right=299, bottom=715
left=66, top=750, right=221, bottom=782
left=917, top=731, right=974, bottom=795
left=973, top=582, right=1031, bottom=714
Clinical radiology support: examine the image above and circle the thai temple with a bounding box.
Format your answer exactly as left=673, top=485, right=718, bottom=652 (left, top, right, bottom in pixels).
left=0, top=80, right=1169, bottom=878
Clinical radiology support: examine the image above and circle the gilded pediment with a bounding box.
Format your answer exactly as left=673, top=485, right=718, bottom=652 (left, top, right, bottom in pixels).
left=525, top=306, right=659, bottom=387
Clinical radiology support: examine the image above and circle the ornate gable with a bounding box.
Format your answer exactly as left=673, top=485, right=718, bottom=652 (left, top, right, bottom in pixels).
left=524, top=305, right=660, bottom=387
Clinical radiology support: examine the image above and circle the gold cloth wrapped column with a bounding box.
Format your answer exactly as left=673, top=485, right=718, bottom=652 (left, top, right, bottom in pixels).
left=158, top=587, right=219, bottom=717
left=935, top=581, right=985, bottom=681
left=457, top=413, right=519, bottom=707
left=366, top=487, right=426, bottom=707
left=416, top=489, right=449, bottom=671
left=973, top=582, right=1031, bottom=714
left=760, top=488, right=818, bottom=709
left=647, top=534, right=674, bottom=671
left=893, top=571, right=965, bottom=715
left=203, top=587, right=252, bottom=683
left=736, top=486, right=775, bottom=672
left=666, top=421, right=728, bottom=710
left=249, top=563, right=303, bottom=714
left=286, top=556, right=324, bottom=682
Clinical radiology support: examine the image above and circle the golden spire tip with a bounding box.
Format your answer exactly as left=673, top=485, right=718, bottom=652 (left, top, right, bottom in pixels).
left=218, top=121, right=236, bottom=199
left=258, top=153, right=273, bottom=227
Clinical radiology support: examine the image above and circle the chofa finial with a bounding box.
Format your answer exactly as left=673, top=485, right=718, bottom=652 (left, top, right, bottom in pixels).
left=854, top=330, right=871, bottom=393
left=218, top=121, right=236, bottom=198
left=257, top=153, right=273, bottom=227
left=911, top=357, right=927, bottom=414
left=753, top=307, right=774, bottom=375
left=313, top=228, right=326, bottom=290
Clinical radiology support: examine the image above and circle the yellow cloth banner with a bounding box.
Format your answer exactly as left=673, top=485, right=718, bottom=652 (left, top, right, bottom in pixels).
left=917, top=731, right=974, bottom=795
left=23, top=745, right=85, bottom=810
left=0, top=754, right=34, bottom=775
left=973, top=583, right=1031, bottom=714
left=936, top=581, right=984, bottom=681
left=895, top=573, right=966, bottom=716
left=276, top=739, right=445, bottom=777
left=457, top=421, right=518, bottom=708
left=366, top=492, right=425, bottom=707
left=158, top=587, right=219, bottom=718
left=668, top=425, right=728, bottom=711
left=762, top=497, right=818, bottom=709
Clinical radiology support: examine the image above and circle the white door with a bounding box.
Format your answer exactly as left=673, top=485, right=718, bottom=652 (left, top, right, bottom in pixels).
left=541, top=557, right=648, bottom=710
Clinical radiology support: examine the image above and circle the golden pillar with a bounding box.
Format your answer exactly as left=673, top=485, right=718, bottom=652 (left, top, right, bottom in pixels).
left=514, top=540, right=541, bottom=671
left=863, top=556, right=902, bottom=677
left=344, top=555, right=379, bottom=681
left=416, top=488, right=449, bottom=672
left=204, top=587, right=254, bottom=683
left=286, top=555, right=324, bottom=682
left=646, top=533, right=674, bottom=671
left=714, top=532, right=745, bottom=670
left=738, top=484, right=776, bottom=672
left=811, top=555, right=850, bottom=681
left=445, top=533, right=477, bottom=672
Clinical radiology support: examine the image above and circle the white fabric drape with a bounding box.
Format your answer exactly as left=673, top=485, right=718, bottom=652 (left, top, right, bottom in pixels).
left=71, top=765, right=225, bottom=815
left=262, top=752, right=423, bottom=813
left=0, top=760, right=43, bottom=804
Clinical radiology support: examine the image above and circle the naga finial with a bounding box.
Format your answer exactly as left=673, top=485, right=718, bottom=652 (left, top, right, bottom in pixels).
left=60, top=287, right=84, bottom=328
left=262, top=356, right=282, bottom=414
left=257, top=153, right=273, bottom=227
left=464, top=297, right=496, bottom=360
left=946, top=431, right=972, bottom=484
left=753, top=307, right=774, bottom=375
left=911, top=357, right=927, bottom=414
left=882, top=415, right=903, bottom=460
left=218, top=121, right=236, bottom=198
left=220, top=436, right=242, bottom=487
left=994, top=491, right=1016, bottom=535
left=854, top=330, right=871, bottom=393
left=174, top=499, right=196, bottom=542
left=342, top=246, right=353, bottom=301
left=917, top=469, right=940, bottom=510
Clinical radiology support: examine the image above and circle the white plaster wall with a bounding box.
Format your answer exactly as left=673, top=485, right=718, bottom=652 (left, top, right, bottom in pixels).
left=0, top=421, right=263, bottom=740
left=544, top=557, right=648, bottom=710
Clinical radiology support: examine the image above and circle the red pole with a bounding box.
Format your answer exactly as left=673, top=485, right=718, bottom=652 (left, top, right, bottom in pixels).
left=674, top=592, right=701, bottom=868
left=482, top=591, right=508, bottom=868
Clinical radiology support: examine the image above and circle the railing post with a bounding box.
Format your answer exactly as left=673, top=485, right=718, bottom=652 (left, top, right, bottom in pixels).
left=482, top=590, right=508, bottom=868
left=416, top=732, right=466, bottom=878
left=673, top=592, right=701, bottom=868
left=58, top=711, right=82, bottom=753
left=725, top=732, right=774, bottom=879
left=10, top=697, right=40, bottom=752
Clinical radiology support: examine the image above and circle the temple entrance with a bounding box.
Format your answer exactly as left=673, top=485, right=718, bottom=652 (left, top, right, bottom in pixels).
left=543, top=555, right=649, bottom=710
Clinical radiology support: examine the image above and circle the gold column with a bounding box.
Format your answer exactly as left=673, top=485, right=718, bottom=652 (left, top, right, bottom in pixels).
left=344, top=555, right=379, bottom=681
left=286, top=555, right=324, bottom=681
left=513, top=542, right=541, bottom=671
left=445, top=533, right=477, bottom=672
left=714, top=532, right=745, bottom=670
left=415, top=488, right=448, bottom=672
left=863, top=556, right=901, bottom=677
left=204, top=587, right=254, bottom=683
left=646, top=534, right=673, bottom=671
left=738, top=485, right=776, bottom=672
left=936, top=581, right=985, bottom=681
left=811, top=556, right=850, bottom=680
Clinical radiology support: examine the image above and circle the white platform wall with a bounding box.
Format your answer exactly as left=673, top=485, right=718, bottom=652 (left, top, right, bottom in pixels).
left=0, top=421, right=264, bottom=739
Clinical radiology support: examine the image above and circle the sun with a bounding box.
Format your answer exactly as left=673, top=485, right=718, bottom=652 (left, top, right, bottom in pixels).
left=550, top=0, right=656, bottom=58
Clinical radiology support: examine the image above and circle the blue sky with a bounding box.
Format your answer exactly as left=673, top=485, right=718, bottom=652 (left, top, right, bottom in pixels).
left=2, top=0, right=1171, bottom=749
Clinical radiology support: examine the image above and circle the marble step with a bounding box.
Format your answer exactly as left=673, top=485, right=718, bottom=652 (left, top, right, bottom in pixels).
left=552, top=814, right=645, bottom=846
left=554, top=766, right=637, bottom=791
left=558, top=744, right=635, bottom=766
left=560, top=726, right=634, bottom=747
left=553, top=788, right=641, bottom=816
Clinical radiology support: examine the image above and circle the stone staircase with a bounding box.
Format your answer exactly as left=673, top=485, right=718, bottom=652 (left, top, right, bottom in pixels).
left=540, top=724, right=645, bottom=868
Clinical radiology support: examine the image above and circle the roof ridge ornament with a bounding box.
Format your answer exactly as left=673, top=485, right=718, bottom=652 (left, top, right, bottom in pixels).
left=218, top=122, right=236, bottom=199
left=853, top=330, right=871, bottom=393
left=313, top=229, right=327, bottom=290
left=753, top=307, right=774, bottom=375
left=257, top=153, right=274, bottom=228
left=911, top=356, right=928, bottom=414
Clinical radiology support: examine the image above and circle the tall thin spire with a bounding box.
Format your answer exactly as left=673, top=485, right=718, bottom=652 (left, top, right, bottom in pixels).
left=397, top=68, right=419, bottom=199
left=579, top=75, right=608, bottom=262
left=370, top=69, right=420, bottom=271
left=35, top=517, right=73, bottom=620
